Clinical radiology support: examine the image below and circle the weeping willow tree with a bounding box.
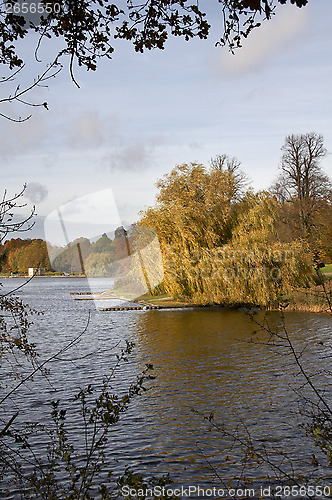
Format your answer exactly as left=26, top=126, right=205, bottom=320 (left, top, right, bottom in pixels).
left=198, top=191, right=312, bottom=306
left=139, top=161, right=311, bottom=306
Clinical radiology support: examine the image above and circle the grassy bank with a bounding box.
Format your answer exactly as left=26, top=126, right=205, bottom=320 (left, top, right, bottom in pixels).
left=150, top=295, right=330, bottom=313
left=322, top=264, right=332, bottom=275
left=70, top=262, right=331, bottom=312
left=107, top=285, right=330, bottom=314
left=135, top=292, right=195, bottom=308
left=283, top=282, right=332, bottom=313
left=67, top=262, right=331, bottom=312
left=133, top=276, right=332, bottom=313
left=102, top=289, right=195, bottom=308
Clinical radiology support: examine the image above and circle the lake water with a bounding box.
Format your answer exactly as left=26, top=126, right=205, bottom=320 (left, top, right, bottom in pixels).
left=1, top=277, right=332, bottom=499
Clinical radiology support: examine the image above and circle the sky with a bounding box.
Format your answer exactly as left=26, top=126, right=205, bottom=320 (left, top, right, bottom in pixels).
left=1, top=0, right=332, bottom=242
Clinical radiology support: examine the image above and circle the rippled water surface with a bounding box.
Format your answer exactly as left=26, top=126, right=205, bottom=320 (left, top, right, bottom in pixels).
left=1, top=277, right=332, bottom=497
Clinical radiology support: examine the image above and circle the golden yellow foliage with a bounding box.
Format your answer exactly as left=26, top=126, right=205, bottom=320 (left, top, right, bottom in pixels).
left=139, top=164, right=311, bottom=307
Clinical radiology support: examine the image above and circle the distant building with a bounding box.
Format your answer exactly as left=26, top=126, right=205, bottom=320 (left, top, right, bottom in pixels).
left=28, top=268, right=45, bottom=277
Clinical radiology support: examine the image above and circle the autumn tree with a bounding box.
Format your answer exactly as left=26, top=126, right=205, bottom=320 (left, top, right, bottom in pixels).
left=209, top=153, right=248, bottom=200
left=141, top=160, right=242, bottom=249
left=10, top=239, right=52, bottom=273
left=220, top=191, right=311, bottom=306
left=0, top=238, right=30, bottom=272
left=0, top=0, right=309, bottom=121
left=139, top=162, right=236, bottom=298
left=271, top=133, right=332, bottom=262
left=139, top=160, right=310, bottom=305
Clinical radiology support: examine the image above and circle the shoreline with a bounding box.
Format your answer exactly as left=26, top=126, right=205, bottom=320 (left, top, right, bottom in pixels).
left=0, top=274, right=86, bottom=278
left=75, top=291, right=331, bottom=314
left=2, top=277, right=330, bottom=314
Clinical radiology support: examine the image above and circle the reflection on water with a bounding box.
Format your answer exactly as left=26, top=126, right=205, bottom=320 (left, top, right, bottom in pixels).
left=129, top=308, right=332, bottom=484
left=1, top=277, right=332, bottom=493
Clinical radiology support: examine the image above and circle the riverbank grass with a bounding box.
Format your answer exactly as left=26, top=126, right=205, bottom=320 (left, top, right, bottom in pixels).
left=136, top=292, right=194, bottom=308
left=103, top=288, right=194, bottom=308
left=107, top=278, right=331, bottom=312
left=322, top=263, right=332, bottom=275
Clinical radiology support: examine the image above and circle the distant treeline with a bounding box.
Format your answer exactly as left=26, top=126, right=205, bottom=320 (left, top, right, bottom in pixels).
left=0, top=227, right=131, bottom=275
left=49, top=228, right=132, bottom=276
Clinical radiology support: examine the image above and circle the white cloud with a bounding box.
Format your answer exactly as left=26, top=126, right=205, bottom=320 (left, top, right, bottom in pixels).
left=112, top=142, right=150, bottom=170
left=208, top=4, right=308, bottom=77
left=102, top=137, right=165, bottom=171
left=189, top=142, right=203, bottom=150
left=65, top=110, right=105, bottom=148
left=24, top=182, right=48, bottom=204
